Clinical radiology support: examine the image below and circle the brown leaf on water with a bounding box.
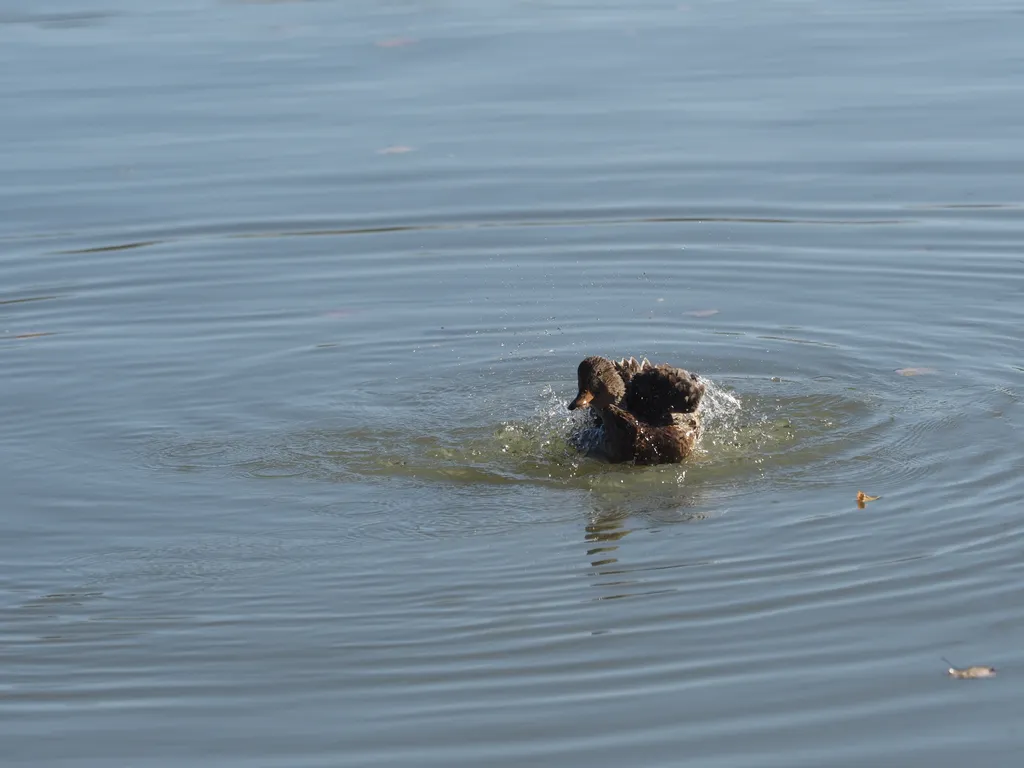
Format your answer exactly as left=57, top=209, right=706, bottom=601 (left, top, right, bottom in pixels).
left=896, top=367, right=937, bottom=376
left=684, top=309, right=719, bottom=318
left=943, top=658, right=996, bottom=679
left=856, top=490, right=880, bottom=509
left=376, top=37, right=416, bottom=48
left=376, top=145, right=415, bottom=155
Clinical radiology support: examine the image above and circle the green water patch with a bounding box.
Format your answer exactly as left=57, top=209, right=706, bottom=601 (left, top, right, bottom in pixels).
left=142, top=377, right=881, bottom=501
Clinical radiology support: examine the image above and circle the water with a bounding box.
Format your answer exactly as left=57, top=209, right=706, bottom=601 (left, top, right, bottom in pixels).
left=2, top=1, right=1023, bottom=766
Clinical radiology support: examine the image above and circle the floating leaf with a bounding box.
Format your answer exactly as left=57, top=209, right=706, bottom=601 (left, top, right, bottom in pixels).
left=896, top=367, right=937, bottom=376
left=856, top=490, right=880, bottom=509
left=377, top=145, right=415, bottom=155
left=943, top=657, right=996, bottom=679
left=684, top=309, right=719, bottom=318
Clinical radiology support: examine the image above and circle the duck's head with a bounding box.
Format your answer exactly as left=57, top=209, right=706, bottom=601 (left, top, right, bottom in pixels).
left=568, top=356, right=626, bottom=411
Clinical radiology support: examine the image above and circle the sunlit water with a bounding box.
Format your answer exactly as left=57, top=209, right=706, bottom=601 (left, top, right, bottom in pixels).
left=2, top=2, right=1023, bottom=766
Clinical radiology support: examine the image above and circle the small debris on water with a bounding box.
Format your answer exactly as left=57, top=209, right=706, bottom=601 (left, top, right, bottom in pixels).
left=856, top=490, right=880, bottom=509
left=4, top=331, right=55, bottom=340
left=942, top=657, right=996, bottom=679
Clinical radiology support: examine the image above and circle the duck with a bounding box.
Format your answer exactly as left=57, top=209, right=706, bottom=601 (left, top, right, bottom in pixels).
left=567, top=356, right=705, bottom=465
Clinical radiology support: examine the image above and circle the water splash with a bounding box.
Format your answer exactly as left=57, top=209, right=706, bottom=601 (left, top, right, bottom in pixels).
left=696, top=377, right=744, bottom=435
left=494, top=384, right=591, bottom=468
left=693, top=377, right=748, bottom=456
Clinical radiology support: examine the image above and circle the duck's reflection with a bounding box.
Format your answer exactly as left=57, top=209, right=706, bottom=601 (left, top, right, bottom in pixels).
left=584, top=512, right=632, bottom=565
left=581, top=480, right=712, bottom=601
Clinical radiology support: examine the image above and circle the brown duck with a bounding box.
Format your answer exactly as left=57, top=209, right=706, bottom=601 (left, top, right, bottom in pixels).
left=568, top=356, right=705, bottom=465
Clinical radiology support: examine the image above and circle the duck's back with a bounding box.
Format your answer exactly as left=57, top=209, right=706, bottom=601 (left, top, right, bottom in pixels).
left=625, top=365, right=704, bottom=424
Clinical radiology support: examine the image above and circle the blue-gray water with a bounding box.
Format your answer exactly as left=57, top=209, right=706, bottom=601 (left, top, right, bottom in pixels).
left=2, top=2, right=1023, bottom=766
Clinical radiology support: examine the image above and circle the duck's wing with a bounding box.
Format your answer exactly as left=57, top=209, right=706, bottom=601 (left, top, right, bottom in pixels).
left=633, top=413, right=701, bottom=464
left=598, top=404, right=642, bottom=464
left=668, top=412, right=702, bottom=449
left=603, top=405, right=702, bottom=465
left=625, top=364, right=705, bottom=422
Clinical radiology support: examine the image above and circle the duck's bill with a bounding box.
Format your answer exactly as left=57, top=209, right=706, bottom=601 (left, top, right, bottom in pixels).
left=568, top=390, right=593, bottom=410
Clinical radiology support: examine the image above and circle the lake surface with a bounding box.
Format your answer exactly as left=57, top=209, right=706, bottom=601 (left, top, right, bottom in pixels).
left=2, top=1, right=1023, bottom=765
